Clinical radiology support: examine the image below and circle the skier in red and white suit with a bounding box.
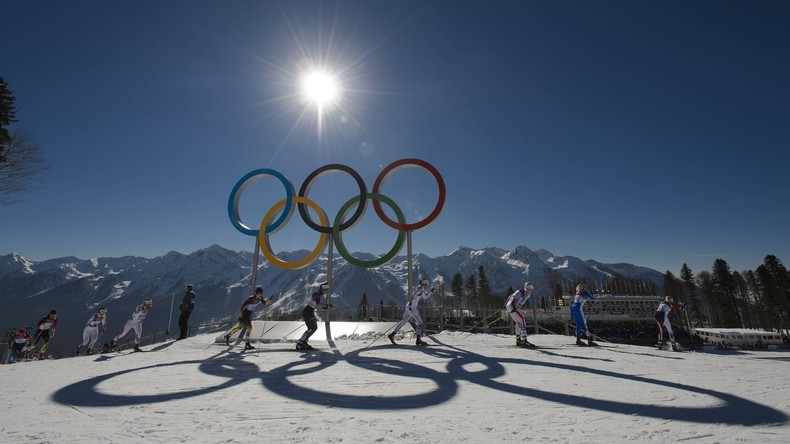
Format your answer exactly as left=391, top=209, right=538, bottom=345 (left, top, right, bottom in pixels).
left=655, top=296, right=686, bottom=351
left=506, top=282, right=535, bottom=347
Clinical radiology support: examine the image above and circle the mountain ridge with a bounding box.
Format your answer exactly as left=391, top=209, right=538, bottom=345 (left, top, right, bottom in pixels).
left=0, top=244, right=663, bottom=357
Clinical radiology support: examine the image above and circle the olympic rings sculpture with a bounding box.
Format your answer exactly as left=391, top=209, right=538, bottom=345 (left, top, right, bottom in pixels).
left=228, top=158, right=446, bottom=269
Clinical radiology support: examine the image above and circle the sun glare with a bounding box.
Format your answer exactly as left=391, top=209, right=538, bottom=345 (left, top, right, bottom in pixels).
left=301, top=70, right=340, bottom=107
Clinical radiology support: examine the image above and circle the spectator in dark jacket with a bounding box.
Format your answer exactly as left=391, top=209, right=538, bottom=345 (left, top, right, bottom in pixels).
left=177, top=284, right=196, bottom=340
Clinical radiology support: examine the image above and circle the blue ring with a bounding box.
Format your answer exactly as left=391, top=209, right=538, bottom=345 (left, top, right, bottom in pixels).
left=228, top=169, right=294, bottom=236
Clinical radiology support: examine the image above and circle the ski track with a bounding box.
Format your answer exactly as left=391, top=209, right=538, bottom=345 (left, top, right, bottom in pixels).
left=1, top=332, right=788, bottom=443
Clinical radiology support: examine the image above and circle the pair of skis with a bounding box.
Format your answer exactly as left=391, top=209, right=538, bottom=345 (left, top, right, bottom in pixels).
left=571, top=342, right=619, bottom=348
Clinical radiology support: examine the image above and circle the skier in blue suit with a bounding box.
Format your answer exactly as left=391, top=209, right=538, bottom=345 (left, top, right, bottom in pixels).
left=571, top=283, right=598, bottom=346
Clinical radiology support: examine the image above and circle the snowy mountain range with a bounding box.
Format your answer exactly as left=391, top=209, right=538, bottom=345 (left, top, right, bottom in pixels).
left=0, top=244, right=663, bottom=356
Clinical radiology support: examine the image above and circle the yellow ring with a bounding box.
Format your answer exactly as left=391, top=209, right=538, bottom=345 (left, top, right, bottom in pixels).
left=258, top=196, right=329, bottom=269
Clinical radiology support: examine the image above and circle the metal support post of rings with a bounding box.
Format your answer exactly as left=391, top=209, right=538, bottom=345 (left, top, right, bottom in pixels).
left=228, top=158, right=446, bottom=269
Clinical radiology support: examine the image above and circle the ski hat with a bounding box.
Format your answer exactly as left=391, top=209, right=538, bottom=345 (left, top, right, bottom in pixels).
left=143, top=298, right=153, bottom=307
left=99, top=307, right=107, bottom=315
left=18, top=328, right=25, bottom=334
left=50, top=309, right=57, bottom=315
left=524, top=282, right=534, bottom=292
left=319, top=282, right=330, bottom=293
left=186, top=284, right=193, bottom=290
left=420, top=279, right=430, bottom=287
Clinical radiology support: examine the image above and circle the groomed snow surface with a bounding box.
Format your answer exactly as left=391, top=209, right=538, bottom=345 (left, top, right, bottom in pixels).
left=2, top=331, right=788, bottom=443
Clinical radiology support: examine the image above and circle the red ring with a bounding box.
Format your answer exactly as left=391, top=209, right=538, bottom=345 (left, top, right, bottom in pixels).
left=371, top=158, right=446, bottom=231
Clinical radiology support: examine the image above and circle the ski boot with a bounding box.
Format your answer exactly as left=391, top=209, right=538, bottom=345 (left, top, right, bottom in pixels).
left=587, top=336, right=598, bottom=347
left=516, top=336, right=522, bottom=347
left=74, top=347, right=80, bottom=356
left=134, top=345, right=144, bottom=352
left=656, top=342, right=664, bottom=350
left=671, top=343, right=681, bottom=352
left=86, top=347, right=94, bottom=356
left=224, top=334, right=231, bottom=346
left=521, top=338, right=536, bottom=348
left=415, top=335, right=428, bottom=346
left=109, top=340, right=118, bottom=351
left=243, top=342, right=255, bottom=350
left=387, top=332, right=397, bottom=345
left=295, top=341, right=313, bottom=350
left=576, top=336, right=586, bottom=346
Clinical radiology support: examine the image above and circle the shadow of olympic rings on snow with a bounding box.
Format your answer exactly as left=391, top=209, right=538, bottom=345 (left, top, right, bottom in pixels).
left=261, top=342, right=787, bottom=426
left=51, top=343, right=788, bottom=426
left=51, top=357, right=259, bottom=407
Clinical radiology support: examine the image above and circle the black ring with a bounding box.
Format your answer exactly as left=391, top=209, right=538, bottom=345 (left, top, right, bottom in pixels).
left=297, top=164, right=367, bottom=233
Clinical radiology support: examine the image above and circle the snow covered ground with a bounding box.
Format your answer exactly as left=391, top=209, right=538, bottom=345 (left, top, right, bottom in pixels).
left=1, top=330, right=788, bottom=443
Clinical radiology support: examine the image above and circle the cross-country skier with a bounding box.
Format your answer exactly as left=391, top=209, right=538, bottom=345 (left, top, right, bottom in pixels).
left=571, top=284, right=598, bottom=346
left=224, top=287, right=271, bottom=350
left=29, top=309, right=58, bottom=359
left=75, top=307, right=107, bottom=356
left=7, top=329, right=31, bottom=363
left=296, top=283, right=333, bottom=350
left=655, top=296, right=686, bottom=351
left=110, top=298, right=152, bottom=352
left=388, top=279, right=435, bottom=346
left=506, top=282, right=535, bottom=347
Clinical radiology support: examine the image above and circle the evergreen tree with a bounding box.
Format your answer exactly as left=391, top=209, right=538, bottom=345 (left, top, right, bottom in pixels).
left=466, top=274, right=479, bottom=317
left=756, top=255, right=790, bottom=331
left=358, top=293, right=369, bottom=320
left=764, top=255, right=790, bottom=325
left=663, top=271, right=683, bottom=300
left=0, top=76, right=17, bottom=152
left=711, top=259, right=742, bottom=327
left=696, top=271, right=719, bottom=326
left=680, top=263, right=705, bottom=326
left=744, top=270, right=770, bottom=330
left=451, top=273, right=465, bottom=318
left=477, top=265, right=494, bottom=309
left=731, top=271, right=754, bottom=328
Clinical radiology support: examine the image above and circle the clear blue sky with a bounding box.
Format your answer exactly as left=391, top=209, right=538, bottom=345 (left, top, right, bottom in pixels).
left=1, top=1, right=788, bottom=275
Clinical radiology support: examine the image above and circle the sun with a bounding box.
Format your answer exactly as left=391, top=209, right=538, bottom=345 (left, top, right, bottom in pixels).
left=300, top=70, right=341, bottom=107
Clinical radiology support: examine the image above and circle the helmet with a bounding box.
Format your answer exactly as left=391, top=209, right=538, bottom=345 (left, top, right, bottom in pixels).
left=186, top=284, right=193, bottom=290
left=255, top=287, right=264, bottom=294
left=320, top=283, right=330, bottom=293
left=524, top=282, right=534, bottom=292
left=665, top=296, right=673, bottom=302
left=143, top=298, right=153, bottom=307
left=420, top=279, right=430, bottom=287
left=99, top=307, right=107, bottom=315
left=50, top=309, right=57, bottom=315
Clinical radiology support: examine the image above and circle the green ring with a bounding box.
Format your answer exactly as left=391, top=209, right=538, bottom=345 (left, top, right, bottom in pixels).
left=333, top=193, right=406, bottom=268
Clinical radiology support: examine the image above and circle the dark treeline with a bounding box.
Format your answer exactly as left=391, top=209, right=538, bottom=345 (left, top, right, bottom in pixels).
left=663, top=255, right=790, bottom=333
left=441, top=254, right=790, bottom=334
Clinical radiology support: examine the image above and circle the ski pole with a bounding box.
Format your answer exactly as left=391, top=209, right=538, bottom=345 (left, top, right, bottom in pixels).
left=462, top=310, right=502, bottom=334
left=361, top=322, right=399, bottom=350
left=684, top=308, right=694, bottom=341
left=282, top=321, right=308, bottom=340
left=258, top=322, right=280, bottom=342
left=462, top=314, right=503, bottom=338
